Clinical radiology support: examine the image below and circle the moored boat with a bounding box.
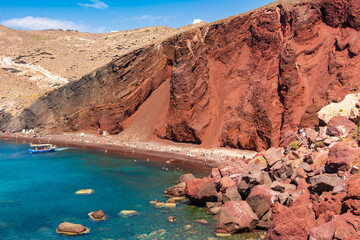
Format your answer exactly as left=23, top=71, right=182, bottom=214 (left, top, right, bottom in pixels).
left=28, top=143, right=56, bottom=154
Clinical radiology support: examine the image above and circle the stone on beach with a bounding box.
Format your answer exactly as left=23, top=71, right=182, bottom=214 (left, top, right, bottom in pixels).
left=223, top=185, right=242, bottom=202
left=215, top=201, right=258, bottom=234
left=206, top=202, right=222, bottom=215
left=56, top=222, right=89, bottom=236
left=268, top=193, right=316, bottom=240
left=218, top=161, right=247, bottom=179
left=164, top=182, right=186, bottom=197
left=264, top=147, right=284, bottom=167
left=310, top=174, right=344, bottom=193
left=119, top=210, right=138, bottom=217
left=178, top=173, right=196, bottom=183
left=326, top=116, right=356, bottom=137
left=346, top=173, right=360, bottom=199
left=219, top=176, right=237, bottom=192
left=75, top=189, right=95, bottom=195
left=185, top=177, right=218, bottom=205
left=327, top=143, right=360, bottom=173
left=246, top=185, right=275, bottom=219
left=88, top=210, right=106, bottom=221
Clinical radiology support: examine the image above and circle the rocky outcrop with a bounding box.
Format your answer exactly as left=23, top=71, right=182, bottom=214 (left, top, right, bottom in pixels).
left=3, top=0, right=360, bottom=151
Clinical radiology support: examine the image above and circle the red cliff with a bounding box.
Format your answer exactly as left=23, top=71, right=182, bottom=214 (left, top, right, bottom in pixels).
left=5, top=0, right=360, bottom=151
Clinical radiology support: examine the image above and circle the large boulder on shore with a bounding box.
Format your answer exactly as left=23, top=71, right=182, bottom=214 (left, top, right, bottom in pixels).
left=56, top=222, right=89, bottom=235
left=309, top=174, right=344, bottom=193
left=246, top=185, right=276, bottom=219
left=268, top=193, right=316, bottom=240
left=310, top=212, right=360, bottom=240
left=264, top=147, right=284, bottom=167
left=223, top=185, right=242, bottom=202
left=327, top=143, right=360, bottom=172
left=346, top=173, right=360, bottom=199
left=218, top=161, right=247, bottom=180
left=178, top=173, right=196, bottom=183
left=215, top=201, right=258, bottom=234
left=326, top=116, right=356, bottom=137
left=185, top=177, right=218, bottom=205
left=164, top=182, right=186, bottom=197
left=218, top=176, right=237, bottom=193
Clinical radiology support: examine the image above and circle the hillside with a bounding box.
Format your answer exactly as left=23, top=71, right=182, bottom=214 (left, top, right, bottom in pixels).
left=0, top=24, right=206, bottom=118
left=2, top=0, right=360, bottom=151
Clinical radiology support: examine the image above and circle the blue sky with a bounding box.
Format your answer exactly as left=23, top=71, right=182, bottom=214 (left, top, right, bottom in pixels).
left=0, top=0, right=274, bottom=33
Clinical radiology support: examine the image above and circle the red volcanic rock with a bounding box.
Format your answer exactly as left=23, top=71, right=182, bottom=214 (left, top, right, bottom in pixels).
left=210, top=168, right=221, bottom=179
left=164, top=182, right=186, bottom=197
left=343, top=199, right=360, bottom=215
left=6, top=0, right=360, bottom=152
left=223, top=185, right=242, bottom=202
left=327, top=143, right=360, bottom=172
left=246, top=185, right=275, bottom=218
left=333, top=213, right=360, bottom=239
left=215, top=201, right=258, bottom=234
left=268, top=193, right=316, bottom=240
left=326, top=116, right=356, bottom=137
left=312, top=192, right=346, bottom=218
left=178, top=173, right=196, bottom=183
left=309, top=174, right=344, bottom=193
left=346, top=173, right=360, bottom=199
left=219, top=176, right=237, bottom=193
left=264, top=147, right=284, bottom=167
left=185, top=177, right=217, bottom=205
left=309, top=221, right=337, bottom=240
left=218, top=161, right=247, bottom=179
left=305, top=128, right=318, bottom=143
left=56, top=222, right=88, bottom=235
left=279, top=130, right=298, bottom=148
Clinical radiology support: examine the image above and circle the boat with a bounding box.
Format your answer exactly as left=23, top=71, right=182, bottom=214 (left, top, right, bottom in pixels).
left=28, top=143, right=57, bottom=154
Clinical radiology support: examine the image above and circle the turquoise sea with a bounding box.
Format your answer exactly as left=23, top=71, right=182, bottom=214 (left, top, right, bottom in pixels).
left=0, top=141, right=265, bottom=240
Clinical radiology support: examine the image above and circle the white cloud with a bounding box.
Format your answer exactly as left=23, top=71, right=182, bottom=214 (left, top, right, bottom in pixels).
left=127, top=15, right=170, bottom=22
left=192, top=19, right=204, bottom=24
left=78, top=0, right=108, bottom=9
left=1, top=16, right=88, bottom=31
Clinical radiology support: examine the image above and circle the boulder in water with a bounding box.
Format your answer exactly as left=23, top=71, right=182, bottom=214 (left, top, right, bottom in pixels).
left=56, top=222, right=89, bottom=236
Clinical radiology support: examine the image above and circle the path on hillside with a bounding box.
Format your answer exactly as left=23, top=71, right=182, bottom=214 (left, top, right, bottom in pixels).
left=0, top=57, right=69, bottom=86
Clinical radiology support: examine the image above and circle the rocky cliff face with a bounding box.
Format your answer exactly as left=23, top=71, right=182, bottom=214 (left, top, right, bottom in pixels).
left=4, top=0, right=360, bottom=151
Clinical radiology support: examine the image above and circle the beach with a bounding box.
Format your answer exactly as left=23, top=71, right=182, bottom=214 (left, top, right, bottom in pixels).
left=0, top=132, right=257, bottom=168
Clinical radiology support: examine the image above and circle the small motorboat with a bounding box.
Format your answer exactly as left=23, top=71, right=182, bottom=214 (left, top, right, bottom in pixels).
left=28, top=143, right=56, bottom=154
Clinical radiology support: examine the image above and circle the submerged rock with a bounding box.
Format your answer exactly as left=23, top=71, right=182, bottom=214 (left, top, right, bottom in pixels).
left=119, top=210, right=138, bottom=217
left=56, top=222, right=89, bottom=236
left=88, top=210, right=106, bottom=221
left=75, top=189, right=95, bottom=195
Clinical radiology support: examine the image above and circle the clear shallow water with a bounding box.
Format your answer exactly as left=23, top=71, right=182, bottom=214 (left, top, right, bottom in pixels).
left=0, top=141, right=265, bottom=240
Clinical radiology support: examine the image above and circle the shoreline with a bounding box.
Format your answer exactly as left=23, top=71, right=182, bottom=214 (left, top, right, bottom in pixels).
left=0, top=132, right=257, bottom=170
